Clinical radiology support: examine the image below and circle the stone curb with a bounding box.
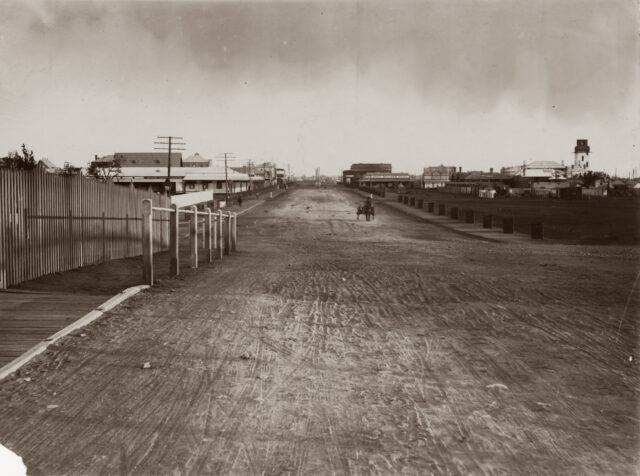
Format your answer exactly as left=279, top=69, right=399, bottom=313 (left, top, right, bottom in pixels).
left=0, top=285, right=150, bottom=382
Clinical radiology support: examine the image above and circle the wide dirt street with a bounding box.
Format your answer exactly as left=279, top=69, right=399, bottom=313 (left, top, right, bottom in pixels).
left=1, top=187, right=638, bottom=475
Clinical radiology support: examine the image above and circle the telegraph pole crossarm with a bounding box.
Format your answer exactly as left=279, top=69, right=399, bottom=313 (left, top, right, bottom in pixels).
left=216, top=153, right=237, bottom=204
left=154, top=136, right=185, bottom=195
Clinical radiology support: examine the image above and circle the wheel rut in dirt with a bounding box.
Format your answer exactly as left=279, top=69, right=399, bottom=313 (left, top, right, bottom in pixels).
left=0, top=187, right=637, bottom=475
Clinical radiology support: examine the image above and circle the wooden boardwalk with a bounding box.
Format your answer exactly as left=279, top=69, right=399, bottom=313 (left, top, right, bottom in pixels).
left=0, top=290, right=109, bottom=367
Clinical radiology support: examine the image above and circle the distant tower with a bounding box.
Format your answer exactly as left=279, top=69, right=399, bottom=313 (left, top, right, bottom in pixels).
left=574, top=139, right=591, bottom=169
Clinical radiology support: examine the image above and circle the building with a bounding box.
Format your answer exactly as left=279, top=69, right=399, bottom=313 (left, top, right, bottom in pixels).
left=360, top=172, right=413, bottom=189
left=567, top=139, right=591, bottom=177
left=501, top=139, right=592, bottom=182
left=501, top=161, right=565, bottom=179
left=108, top=152, right=183, bottom=168
left=342, top=163, right=392, bottom=186
left=183, top=153, right=211, bottom=167
left=422, top=165, right=457, bottom=188
left=113, top=166, right=250, bottom=196
left=233, top=162, right=278, bottom=186
left=523, top=161, right=567, bottom=180
left=444, top=169, right=514, bottom=195
left=182, top=167, right=250, bottom=197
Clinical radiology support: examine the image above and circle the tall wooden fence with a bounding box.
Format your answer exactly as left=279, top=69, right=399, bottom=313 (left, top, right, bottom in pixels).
left=0, top=167, right=170, bottom=288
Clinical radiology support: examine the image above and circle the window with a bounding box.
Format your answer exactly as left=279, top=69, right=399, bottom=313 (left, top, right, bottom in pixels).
left=217, top=181, right=222, bottom=189
left=187, top=183, right=195, bottom=189
left=203, top=183, right=209, bottom=190
left=155, top=160, right=160, bottom=164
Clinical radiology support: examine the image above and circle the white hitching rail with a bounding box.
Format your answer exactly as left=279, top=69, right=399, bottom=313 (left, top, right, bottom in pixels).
left=170, top=190, right=214, bottom=208
left=141, top=199, right=237, bottom=286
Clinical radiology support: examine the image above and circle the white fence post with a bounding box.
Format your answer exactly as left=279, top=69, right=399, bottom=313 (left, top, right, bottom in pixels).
left=213, top=215, right=218, bottom=256
left=190, top=205, right=198, bottom=268
left=170, top=204, right=179, bottom=276
left=218, top=210, right=224, bottom=259
left=205, top=208, right=213, bottom=263
left=231, top=213, right=237, bottom=251
left=225, top=212, right=231, bottom=256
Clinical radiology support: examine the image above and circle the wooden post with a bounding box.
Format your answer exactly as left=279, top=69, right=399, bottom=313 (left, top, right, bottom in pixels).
left=190, top=205, right=198, bottom=268
left=141, top=199, right=153, bottom=285
left=213, top=215, right=218, bottom=256
left=205, top=207, right=213, bottom=262
left=503, top=217, right=514, bottom=234
left=218, top=210, right=224, bottom=259
left=231, top=212, right=237, bottom=251
left=170, top=204, right=179, bottom=276
left=531, top=222, right=544, bottom=240
left=201, top=209, right=206, bottom=249
left=465, top=210, right=474, bottom=224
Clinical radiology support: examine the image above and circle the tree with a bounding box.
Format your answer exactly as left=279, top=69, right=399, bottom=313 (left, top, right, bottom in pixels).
left=581, top=171, right=607, bottom=188
left=4, top=144, right=36, bottom=170
left=87, top=156, right=122, bottom=181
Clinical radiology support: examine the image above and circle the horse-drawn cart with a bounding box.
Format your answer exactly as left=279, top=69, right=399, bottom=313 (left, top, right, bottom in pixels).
left=357, top=202, right=375, bottom=221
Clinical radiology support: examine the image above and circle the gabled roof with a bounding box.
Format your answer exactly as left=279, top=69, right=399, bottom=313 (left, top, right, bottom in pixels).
left=423, top=165, right=456, bottom=173
left=462, top=172, right=513, bottom=181
left=38, top=158, right=57, bottom=169
left=526, top=160, right=565, bottom=169
left=183, top=167, right=249, bottom=181
left=113, top=152, right=182, bottom=167
left=116, top=166, right=250, bottom=181
left=183, top=153, right=210, bottom=164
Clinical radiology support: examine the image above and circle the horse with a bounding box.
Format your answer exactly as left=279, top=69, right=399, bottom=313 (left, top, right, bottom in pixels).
left=357, top=203, right=375, bottom=221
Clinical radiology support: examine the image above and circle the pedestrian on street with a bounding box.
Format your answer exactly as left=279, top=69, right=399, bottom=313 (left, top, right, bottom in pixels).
left=238, top=195, right=243, bottom=208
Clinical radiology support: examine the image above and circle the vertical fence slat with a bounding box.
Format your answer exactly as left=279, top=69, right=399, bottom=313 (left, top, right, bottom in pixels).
left=0, top=169, right=174, bottom=287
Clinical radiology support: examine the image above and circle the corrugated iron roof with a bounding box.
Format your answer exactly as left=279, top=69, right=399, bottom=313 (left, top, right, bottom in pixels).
left=526, top=160, right=565, bottom=169
left=118, top=166, right=249, bottom=181
left=114, top=152, right=182, bottom=167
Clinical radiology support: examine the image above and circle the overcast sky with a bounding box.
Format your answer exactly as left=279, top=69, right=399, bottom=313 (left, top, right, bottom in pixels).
left=1, top=0, right=638, bottom=176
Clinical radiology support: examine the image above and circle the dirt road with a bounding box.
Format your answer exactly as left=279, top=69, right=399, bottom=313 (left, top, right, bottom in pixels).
left=1, top=187, right=638, bottom=475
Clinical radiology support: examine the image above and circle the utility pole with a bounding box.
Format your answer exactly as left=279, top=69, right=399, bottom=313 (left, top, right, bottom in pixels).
left=154, top=136, right=185, bottom=195
left=216, top=153, right=236, bottom=203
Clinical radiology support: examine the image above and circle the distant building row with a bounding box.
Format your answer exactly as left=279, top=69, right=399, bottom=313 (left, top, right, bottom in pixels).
left=342, top=163, right=413, bottom=188
left=424, top=139, right=594, bottom=188
left=91, top=152, right=287, bottom=196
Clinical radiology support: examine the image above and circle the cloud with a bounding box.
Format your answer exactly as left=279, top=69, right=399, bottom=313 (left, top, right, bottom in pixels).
left=0, top=0, right=637, bottom=174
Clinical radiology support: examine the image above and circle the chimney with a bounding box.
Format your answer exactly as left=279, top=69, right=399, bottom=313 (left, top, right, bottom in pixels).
left=490, top=168, right=494, bottom=174
left=458, top=166, right=462, bottom=173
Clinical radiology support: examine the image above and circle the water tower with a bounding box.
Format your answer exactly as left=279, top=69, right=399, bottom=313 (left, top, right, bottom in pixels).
left=574, top=139, right=590, bottom=169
